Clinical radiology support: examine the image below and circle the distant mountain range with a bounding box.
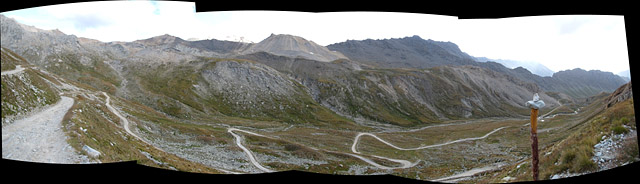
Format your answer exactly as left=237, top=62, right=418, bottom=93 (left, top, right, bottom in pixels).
left=473, top=57, right=555, bottom=77
left=0, top=14, right=629, bottom=126
left=617, top=69, right=631, bottom=82
left=326, top=35, right=476, bottom=69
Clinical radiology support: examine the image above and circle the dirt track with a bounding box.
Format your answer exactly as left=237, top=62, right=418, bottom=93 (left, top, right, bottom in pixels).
left=2, top=96, right=91, bottom=163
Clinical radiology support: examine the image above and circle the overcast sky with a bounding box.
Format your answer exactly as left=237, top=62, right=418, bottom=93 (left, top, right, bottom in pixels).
left=1, top=1, right=629, bottom=74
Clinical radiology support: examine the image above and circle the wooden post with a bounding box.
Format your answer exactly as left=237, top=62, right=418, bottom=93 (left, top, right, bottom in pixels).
left=525, top=93, right=544, bottom=181
left=530, top=108, right=539, bottom=181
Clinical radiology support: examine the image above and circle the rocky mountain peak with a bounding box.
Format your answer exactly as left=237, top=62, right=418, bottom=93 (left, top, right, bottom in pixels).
left=242, top=33, right=348, bottom=62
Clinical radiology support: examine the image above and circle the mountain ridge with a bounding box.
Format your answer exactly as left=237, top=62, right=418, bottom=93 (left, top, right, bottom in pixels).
left=326, top=35, right=477, bottom=68
left=326, top=34, right=627, bottom=99
left=0, top=14, right=627, bottom=124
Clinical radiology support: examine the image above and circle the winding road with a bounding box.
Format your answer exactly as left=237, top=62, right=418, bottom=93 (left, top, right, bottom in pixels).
left=352, top=126, right=508, bottom=153
left=224, top=125, right=509, bottom=173
left=103, top=92, right=160, bottom=151
left=216, top=104, right=578, bottom=176
left=348, top=126, right=509, bottom=171
left=227, top=128, right=276, bottom=173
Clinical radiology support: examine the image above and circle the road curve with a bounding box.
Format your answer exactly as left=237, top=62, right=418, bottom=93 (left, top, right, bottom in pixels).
left=227, top=128, right=275, bottom=173
left=352, top=126, right=508, bottom=154
left=348, top=126, right=508, bottom=171
left=103, top=92, right=158, bottom=149
left=1, top=65, right=25, bottom=76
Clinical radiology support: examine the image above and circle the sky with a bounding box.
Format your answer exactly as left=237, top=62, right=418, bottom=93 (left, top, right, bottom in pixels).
left=1, top=1, right=629, bottom=74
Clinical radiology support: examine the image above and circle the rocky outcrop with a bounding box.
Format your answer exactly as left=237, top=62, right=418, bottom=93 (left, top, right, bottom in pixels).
left=604, top=81, right=633, bottom=109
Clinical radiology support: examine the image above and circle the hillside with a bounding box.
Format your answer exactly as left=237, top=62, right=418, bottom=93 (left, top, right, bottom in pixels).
left=1, top=47, right=60, bottom=121
left=327, top=35, right=627, bottom=99
left=0, top=46, right=238, bottom=172
left=237, top=51, right=560, bottom=126
left=484, top=82, right=637, bottom=182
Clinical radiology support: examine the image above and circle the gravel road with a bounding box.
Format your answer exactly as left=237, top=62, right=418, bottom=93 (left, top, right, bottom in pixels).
left=228, top=128, right=276, bottom=172
left=2, top=96, right=92, bottom=163
left=1, top=65, right=25, bottom=76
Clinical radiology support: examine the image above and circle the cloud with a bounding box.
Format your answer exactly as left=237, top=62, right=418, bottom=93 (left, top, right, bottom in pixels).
left=64, top=14, right=112, bottom=31
left=558, top=16, right=590, bottom=35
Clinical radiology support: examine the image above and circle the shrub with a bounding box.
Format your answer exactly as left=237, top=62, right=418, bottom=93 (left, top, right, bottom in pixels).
left=560, top=149, right=576, bottom=165
left=619, top=117, right=630, bottom=125
left=612, top=125, right=629, bottom=135
left=573, top=156, right=597, bottom=173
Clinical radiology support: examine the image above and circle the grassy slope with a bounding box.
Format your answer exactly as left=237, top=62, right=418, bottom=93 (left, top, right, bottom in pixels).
left=61, top=92, right=223, bottom=173
left=312, top=66, right=534, bottom=128
left=1, top=47, right=24, bottom=71
left=43, top=51, right=121, bottom=95
left=1, top=47, right=60, bottom=120
left=3, top=48, right=223, bottom=173
left=482, top=97, right=637, bottom=182
left=132, top=57, right=359, bottom=130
